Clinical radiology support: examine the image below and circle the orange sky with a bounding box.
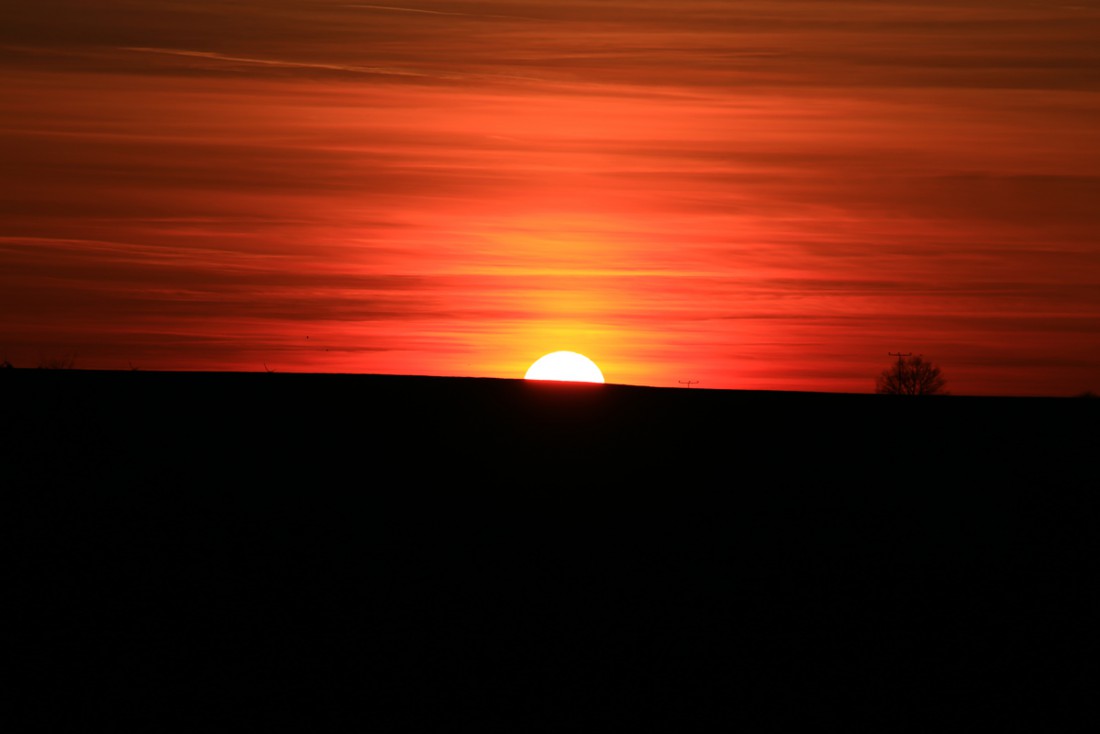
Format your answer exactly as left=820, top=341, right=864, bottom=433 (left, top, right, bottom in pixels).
left=3, top=0, right=1099, bottom=395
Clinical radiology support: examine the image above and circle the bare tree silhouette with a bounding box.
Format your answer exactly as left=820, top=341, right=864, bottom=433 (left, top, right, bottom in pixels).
left=875, top=353, right=947, bottom=396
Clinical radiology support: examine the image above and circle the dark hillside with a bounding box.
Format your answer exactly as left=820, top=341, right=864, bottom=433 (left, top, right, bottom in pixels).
left=8, top=369, right=1097, bottom=728
left=7, top=367, right=1093, bottom=486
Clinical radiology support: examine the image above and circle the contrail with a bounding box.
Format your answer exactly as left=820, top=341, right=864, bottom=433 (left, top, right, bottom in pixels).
left=345, top=4, right=537, bottom=21
left=346, top=3, right=470, bottom=15
left=122, top=47, right=438, bottom=78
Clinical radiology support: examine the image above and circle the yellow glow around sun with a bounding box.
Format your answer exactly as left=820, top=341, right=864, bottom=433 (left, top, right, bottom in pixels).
left=524, top=351, right=605, bottom=383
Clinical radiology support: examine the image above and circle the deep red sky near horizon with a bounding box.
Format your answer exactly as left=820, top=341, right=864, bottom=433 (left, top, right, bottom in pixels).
left=2, top=1, right=1099, bottom=396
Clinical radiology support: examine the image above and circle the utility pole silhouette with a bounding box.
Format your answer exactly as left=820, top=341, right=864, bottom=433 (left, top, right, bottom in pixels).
left=889, top=352, right=912, bottom=369
left=886, top=352, right=913, bottom=394
left=679, top=380, right=699, bottom=388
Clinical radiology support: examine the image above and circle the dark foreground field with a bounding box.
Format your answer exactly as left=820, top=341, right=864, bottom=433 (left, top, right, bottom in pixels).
left=8, top=370, right=1098, bottom=728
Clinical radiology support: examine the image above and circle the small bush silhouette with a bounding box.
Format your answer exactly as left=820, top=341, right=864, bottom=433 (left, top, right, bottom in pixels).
left=875, top=354, right=947, bottom=396
left=38, top=352, right=78, bottom=370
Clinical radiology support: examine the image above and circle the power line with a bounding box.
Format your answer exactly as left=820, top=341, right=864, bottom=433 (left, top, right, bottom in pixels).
left=678, top=380, right=699, bottom=388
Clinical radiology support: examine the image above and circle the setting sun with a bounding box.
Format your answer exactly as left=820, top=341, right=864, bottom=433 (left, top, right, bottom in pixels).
left=524, top=352, right=605, bottom=384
